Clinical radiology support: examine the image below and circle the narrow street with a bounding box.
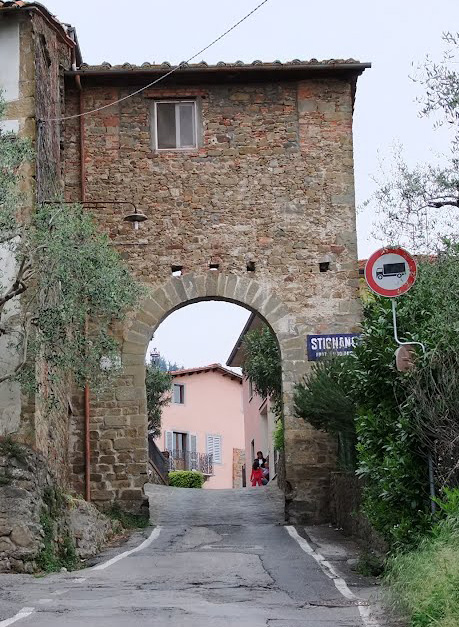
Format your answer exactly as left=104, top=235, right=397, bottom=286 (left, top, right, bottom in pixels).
left=0, top=485, right=379, bottom=627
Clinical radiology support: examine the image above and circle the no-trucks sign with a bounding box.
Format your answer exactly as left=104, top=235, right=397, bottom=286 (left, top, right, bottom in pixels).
left=364, top=247, right=417, bottom=297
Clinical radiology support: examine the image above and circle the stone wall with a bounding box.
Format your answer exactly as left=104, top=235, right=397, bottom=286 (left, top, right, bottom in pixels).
left=0, top=440, right=119, bottom=573
left=232, top=448, right=245, bottom=488
left=62, top=73, right=362, bottom=522
left=330, top=472, right=388, bottom=555
left=0, top=8, right=74, bottom=484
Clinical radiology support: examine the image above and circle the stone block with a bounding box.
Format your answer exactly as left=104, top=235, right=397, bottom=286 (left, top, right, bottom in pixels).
left=115, top=387, right=145, bottom=402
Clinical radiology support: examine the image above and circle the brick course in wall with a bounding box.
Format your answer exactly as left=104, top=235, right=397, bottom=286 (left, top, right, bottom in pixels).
left=61, top=67, right=366, bottom=522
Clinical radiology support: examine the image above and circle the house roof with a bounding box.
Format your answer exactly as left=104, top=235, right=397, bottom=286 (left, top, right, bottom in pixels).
left=169, top=363, right=242, bottom=384
left=226, top=313, right=265, bottom=368
left=0, top=1, right=82, bottom=63
left=66, top=59, right=370, bottom=87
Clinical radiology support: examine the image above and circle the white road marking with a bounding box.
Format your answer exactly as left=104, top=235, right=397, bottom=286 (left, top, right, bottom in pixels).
left=91, top=526, right=162, bottom=571
left=50, top=589, right=66, bottom=596
left=71, top=577, right=86, bottom=583
left=0, top=607, right=34, bottom=626
left=285, top=526, right=380, bottom=627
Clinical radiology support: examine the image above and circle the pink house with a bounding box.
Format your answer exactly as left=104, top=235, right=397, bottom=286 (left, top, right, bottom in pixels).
left=158, top=364, right=245, bottom=489
left=227, top=314, right=278, bottom=482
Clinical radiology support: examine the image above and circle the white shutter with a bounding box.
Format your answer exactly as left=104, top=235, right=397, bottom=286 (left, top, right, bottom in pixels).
left=213, top=435, right=222, bottom=464
left=190, top=434, right=197, bottom=470
left=206, top=434, right=222, bottom=464
left=165, top=431, right=173, bottom=452
left=190, top=434, right=197, bottom=452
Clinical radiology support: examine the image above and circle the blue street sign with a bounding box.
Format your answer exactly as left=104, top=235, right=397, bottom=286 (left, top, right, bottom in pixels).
left=307, top=333, right=362, bottom=361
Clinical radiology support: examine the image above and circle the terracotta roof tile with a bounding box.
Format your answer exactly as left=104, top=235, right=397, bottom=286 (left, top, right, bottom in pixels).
left=169, top=363, right=242, bottom=382
left=77, top=58, right=366, bottom=73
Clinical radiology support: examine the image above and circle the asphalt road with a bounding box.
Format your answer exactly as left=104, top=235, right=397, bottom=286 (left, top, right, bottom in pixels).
left=0, top=485, right=370, bottom=627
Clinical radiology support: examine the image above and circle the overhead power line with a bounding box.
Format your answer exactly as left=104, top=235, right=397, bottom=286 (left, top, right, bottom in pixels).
left=42, top=0, right=271, bottom=123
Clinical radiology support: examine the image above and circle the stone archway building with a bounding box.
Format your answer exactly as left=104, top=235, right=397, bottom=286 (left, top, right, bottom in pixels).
left=62, top=59, right=368, bottom=522
left=0, top=0, right=370, bottom=523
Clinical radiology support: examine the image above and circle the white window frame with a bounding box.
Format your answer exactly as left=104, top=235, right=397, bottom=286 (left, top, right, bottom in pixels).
left=172, top=383, right=185, bottom=405
left=206, top=434, right=222, bottom=465
left=154, top=100, right=198, bottom=151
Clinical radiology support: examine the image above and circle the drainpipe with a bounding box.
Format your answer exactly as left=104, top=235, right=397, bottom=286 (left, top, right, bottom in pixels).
left=75, top=68, right=91, bottom=502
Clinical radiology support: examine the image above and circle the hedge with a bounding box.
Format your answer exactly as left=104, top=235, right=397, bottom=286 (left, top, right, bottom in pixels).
left=168, top=471, right=204, bottom=488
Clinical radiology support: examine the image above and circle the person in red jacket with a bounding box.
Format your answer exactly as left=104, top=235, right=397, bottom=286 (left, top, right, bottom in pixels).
left=250, top=461, right=264, bottom=487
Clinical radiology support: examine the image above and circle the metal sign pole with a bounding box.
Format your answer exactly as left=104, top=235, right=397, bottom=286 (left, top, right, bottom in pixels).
left=391, top=299, right=426, bottom=354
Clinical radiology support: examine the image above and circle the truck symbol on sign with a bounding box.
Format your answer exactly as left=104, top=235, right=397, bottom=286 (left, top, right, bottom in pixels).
left=376, top=262, right=406, bottom=280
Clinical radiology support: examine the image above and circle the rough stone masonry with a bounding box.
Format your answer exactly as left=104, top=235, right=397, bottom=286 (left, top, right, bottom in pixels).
left=0, top=0, right=370, bottom=530
left=63, top=60, right=369, bottom=522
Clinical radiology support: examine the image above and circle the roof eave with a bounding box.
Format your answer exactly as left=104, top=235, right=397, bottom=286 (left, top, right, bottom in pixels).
left=65, top=62, right=371, bottom=82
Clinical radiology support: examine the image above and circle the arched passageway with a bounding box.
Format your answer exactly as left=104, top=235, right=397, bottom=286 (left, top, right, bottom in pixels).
left=74, top=272, right=338, bottom=523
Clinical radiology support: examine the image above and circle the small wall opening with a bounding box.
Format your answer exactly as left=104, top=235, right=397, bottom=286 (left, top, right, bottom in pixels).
left=171, top=265, right=183, bottom=277
left=319, top=261, right=330, bottom=273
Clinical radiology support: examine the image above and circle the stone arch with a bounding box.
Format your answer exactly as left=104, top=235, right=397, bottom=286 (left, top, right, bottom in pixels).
left=89, top=272, right=336, bottom=523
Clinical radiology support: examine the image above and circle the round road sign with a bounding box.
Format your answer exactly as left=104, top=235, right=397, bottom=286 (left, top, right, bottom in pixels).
left=364, top=247, right=417, bottom=297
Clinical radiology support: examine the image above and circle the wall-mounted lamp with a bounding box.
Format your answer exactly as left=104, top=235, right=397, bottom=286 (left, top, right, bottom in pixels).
left=123, top=207, right=148, bottom=230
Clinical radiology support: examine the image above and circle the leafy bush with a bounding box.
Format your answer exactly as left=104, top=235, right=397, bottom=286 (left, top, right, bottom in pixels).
left=385, top=488, right=459, bottom=627
left=294, top=357, right=357, bottom=469
left=169, top=471, right=204, bottom=488
left=273, top=419, right=284, bottom=451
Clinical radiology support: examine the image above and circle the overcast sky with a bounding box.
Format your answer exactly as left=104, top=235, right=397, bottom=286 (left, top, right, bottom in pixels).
left=46, top=0, right=458, bottom=368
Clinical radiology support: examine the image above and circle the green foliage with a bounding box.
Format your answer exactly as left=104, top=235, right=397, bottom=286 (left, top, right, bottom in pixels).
left=273, top=419, right=284, bottom=452
left=0, top=437, right=27, bottom=464
left=24, top=202, right=143, bottom=393
left=294, top=357, right=356, bottom=436
left=37, top=488, right=80, bottom=573
left=145, top=354, right=173, bottom=439
left=355, top=551, right=384, bottom=578
left=242, top=325, right=284, bottom=451
left=294, top=357, right=357, bottom=469
left=350, top=297, right=431, bottom=547
left=385, top=491, right=459, bottom=627
left=107, top=503, right=149, bottom=529
left=152, top=354, right=182, bottom=372
left=168, top=470, right=204, bottom=488
left=242, top=327, right=282, bottom=401
left=0, top=97, right=142, bottom=396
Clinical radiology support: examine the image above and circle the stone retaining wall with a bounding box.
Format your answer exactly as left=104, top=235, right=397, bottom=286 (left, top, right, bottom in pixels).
left=0, top=442, right=119, bottom=573
left=330, top=471, right=387, bottom=555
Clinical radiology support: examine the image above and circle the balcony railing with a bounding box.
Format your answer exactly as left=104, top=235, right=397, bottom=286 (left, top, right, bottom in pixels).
left=166, top=449, right=214, bottom=476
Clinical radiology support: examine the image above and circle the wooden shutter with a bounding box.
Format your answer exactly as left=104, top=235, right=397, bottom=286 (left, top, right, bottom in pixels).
left=165, top=430, right=173, bottom=452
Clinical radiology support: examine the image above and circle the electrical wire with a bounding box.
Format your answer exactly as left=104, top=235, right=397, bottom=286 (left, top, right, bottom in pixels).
left=41, top=0, right=271, bottom=123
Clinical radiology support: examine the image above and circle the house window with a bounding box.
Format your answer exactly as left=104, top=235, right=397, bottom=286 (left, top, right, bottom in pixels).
left=154, top=101, right=197, bottom=150
left=206, top=434, right=222, bottom=464
left=173, top=383, right=185, bottom=404
left=248, top=378, right=254, bottom=400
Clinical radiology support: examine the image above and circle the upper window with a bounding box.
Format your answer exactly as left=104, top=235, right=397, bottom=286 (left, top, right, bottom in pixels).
left=173, top=383, right=185, bottom=404
left=154, top=101, right=197, bottom=150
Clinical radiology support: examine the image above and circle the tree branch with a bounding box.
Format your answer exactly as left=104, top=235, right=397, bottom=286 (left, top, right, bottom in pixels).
left=0, top=319, right=30, bottom=385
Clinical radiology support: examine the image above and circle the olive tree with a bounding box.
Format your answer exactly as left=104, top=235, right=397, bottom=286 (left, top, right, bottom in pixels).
left=371, top=33, right=459, bottom=252
left=0, top=98, right=142, bottom=398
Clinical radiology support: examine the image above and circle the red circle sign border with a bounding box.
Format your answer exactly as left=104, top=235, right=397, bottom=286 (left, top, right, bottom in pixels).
left=364, top=247, right=417, bottom=297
